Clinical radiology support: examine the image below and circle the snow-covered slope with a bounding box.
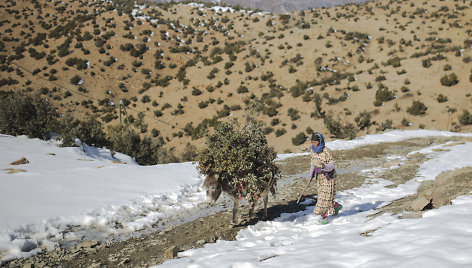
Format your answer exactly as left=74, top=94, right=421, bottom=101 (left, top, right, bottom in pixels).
left=1, top=130, right=472, bottom=265
left=0, top=134, right=204, bottom=262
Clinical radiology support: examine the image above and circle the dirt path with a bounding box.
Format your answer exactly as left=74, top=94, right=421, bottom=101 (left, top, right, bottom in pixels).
left=4, top=137, right=472, bottom=268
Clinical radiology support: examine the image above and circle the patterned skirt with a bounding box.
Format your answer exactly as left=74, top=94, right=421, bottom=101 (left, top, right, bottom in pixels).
left=313, top=174, right=337, bottom=216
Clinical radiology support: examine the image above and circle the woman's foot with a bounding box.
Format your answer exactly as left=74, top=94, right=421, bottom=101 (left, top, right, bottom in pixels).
left=320, top=217, right=329, bottom=225
left=320, top=210, right=329, bottom=224
left=334, top=203, right=342, bottom=215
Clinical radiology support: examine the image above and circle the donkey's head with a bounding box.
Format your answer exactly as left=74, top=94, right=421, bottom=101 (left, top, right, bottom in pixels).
left=203, top=173, right=222, bottom=204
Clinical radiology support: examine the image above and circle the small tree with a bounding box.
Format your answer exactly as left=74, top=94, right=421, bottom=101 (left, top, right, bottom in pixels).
left=440, top=73, right=459, bottom=87
left=292, top=132, right=307, bottom=146
left=323, top=114, right=356, bottom=139
left=355, top=111, right=372, bottom=130
left=407, top=100, right=427, bottom=115
left=196, top=117, right=279, bottom=198
left=0, top=91, right=59, bottom=139
left=459, top=110, right=472, bottom=126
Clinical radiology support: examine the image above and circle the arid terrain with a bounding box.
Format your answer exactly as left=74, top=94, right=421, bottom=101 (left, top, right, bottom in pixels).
left=1, top=0, right=472, bottom=158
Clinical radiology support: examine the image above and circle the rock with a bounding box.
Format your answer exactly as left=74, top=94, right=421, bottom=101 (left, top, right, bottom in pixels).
left=410, top=196, right=432, bottom=211
left=10, top=157, right=29, bottom=165
left=400, top=211, right=423, bottom=219
left=3, top=168, right=27, bottom=174
left=432, top=190, right=451, bottom=208
left=118, top=257, right=131, bottom=265
left=165, top=246, right=179, bottom=259
left=78, top=240, right=99, bottom=249
left=422, top=189, right=434, bottom=200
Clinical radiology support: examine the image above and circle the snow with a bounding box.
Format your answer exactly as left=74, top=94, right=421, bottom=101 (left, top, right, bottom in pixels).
left=1, top=130, right=472, bottom=266
left=160, top=136, right=472, bottom=268
left=0, top=135, right=204, bottom=262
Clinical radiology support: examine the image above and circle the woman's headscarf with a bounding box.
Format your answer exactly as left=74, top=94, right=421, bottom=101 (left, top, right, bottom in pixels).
left=311, top=132, right=325, bottom=153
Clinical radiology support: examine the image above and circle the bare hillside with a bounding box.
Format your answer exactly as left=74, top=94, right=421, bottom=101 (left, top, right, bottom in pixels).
left=1, top=0, right=471, bottom=160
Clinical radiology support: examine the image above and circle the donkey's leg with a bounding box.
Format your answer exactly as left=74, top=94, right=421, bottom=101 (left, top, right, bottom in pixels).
left=232, top=196, right=240, bottom=224
left=263, top=190, right=269, bottom=218
left=249, top=199, right=256, bottom=217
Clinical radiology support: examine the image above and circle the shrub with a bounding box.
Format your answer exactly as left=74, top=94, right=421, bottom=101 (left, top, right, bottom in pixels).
left=288, top=108, right=300, bottom=121
left=262, top=106, right=278, bottom=117
left=198, top=101, right=209, bottom=109
left=237, top=85, right=249, bottom=94
left=422, top=58, right=432, bottom=68
left=270, top=118, right=280, bottom=126
left=375, top=75, right=386, bottom=82
left=0, top=92, right=59, bottom=139
left=275, top=128, right=286, bottom=137
left=192, top=87, right=202, bottom=96
left=401, top=118, right=410, bottom=127
left=375, top=88, right=395, bottom=103
left=107, top=124, right=176, bottom=165
left=459, top=110, right=472, bottom=126
left=355, top=111, right=372, bottom=130
left=263, top=127, right=274, bottom=135
left=407, top=100, right=427, bottom=115
left=141, top=95, right=151, bottom=103
left=292, top=132, right=307, bottom=146
left=323, top=114, right=356, bottom=139
left=436, top=94, right=448, bottom=103
left=70, top=75, right=82, bottom=85
left=60, top=114, right=109, bottom=148
left=376, top=119, right=393, bottom=132
left=440, top=73, right=459, bottom=87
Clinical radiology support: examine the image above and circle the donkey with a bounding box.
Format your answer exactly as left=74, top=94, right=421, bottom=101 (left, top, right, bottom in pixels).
left=203, top=173, right=276, bottom=225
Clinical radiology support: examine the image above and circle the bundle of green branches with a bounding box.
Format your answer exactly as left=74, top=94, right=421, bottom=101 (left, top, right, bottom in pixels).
left=196, top=117, right=279, bottom=200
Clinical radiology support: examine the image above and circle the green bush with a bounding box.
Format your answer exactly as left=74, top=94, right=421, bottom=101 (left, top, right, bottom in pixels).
left=422, top=58, right=432, bottom=68
left=275, top=128, right=286, bottom=137
left=0, top=92, right=59, bottom=139
left=107, top=124, right=177, bottom=165
left=287, top=108, right=300, bottom=121
left=375, top=88, right=395, bottom=104
left=401, top=118, right=410, bottom=127
left=70, top=75, right=82, bottom=85
left=237, top=85, right=249, bottom=94
left=440, top=73, right=459, bottom=87
left=292, top=132, right=307, bottom=146
left=376, top=119, right=393, bottom=132
left=459, top=110, right=472, bottom=126
left=355, top=111, right=372, bottom=130
left=407, top=100, right=427, bottom=115
left=323, top=114, right=356, bottom=139
left=436, top=94, right=448, bottom=103
left=192, top=87, right=203, bottom=96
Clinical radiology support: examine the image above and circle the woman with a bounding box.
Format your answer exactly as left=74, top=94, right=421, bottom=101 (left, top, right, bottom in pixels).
left=309, top=132, right=342, bottom=224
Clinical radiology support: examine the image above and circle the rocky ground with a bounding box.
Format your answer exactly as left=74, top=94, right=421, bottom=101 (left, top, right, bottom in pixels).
left=4, top=136, right=472, bottom=268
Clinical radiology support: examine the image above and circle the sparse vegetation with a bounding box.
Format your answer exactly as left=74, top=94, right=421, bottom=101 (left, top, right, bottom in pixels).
left=407, top=100, right=427, bottom=115
left=440, top=73, right=459, bottom=87
left=0, top=0, right=470, bottom=161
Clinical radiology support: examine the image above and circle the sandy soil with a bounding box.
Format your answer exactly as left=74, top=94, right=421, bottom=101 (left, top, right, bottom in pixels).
left=1, top=0, right=472, bottom=158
